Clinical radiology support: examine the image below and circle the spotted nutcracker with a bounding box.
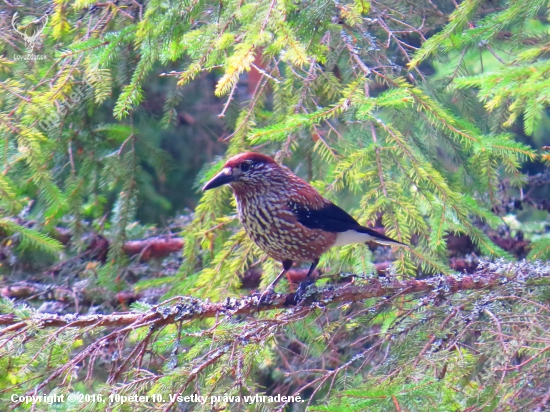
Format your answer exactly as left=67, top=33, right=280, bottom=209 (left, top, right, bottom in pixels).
left=203, top=152, right=406, bottom=299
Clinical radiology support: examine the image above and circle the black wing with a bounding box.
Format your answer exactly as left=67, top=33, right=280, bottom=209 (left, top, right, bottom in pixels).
left=288, top=201, right=360, bottom=233
left=289, top=201, right=406, bottom=245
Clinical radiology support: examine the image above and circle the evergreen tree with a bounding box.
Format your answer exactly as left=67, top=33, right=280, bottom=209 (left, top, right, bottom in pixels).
left=0, top=0, right=549, bottom=411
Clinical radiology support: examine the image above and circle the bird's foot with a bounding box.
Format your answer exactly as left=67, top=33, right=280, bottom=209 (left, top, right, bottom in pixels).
left=293, top=279, right=315, bottom=305
left=258, top=287, right=276, bottom=306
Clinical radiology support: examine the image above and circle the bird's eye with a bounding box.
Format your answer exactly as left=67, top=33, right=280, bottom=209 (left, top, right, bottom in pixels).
left=241, top=162, right=251, bottom=172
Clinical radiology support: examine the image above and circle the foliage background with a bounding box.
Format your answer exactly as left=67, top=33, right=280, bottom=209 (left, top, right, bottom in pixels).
left=0, top=0, right=549, bottom=410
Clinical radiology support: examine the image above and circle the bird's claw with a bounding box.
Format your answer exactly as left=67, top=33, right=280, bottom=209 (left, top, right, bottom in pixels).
left=258, top=287, right=275, bottom=306
left=293, top=279, right=315, bottom=305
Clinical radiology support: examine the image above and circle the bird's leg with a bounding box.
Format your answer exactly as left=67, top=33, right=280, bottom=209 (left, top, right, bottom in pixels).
left=305, top=258, right=319, bottom=278
left=259, top=260, right=293, bottom=304
left=295, top=258, right=319, bottom=304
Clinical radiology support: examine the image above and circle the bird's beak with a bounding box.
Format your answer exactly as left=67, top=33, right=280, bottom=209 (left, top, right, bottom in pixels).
left=202, top=167, right=234, bottom=191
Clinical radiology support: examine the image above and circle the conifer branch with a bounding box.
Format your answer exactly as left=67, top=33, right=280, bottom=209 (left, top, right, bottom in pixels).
left=1, top=1, right=549, bottom=408
left=1, top=264, right=543, bottom=331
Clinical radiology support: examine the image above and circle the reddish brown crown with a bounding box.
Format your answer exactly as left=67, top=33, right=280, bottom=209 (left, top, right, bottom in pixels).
left=223, top=152, right=276, bottom=169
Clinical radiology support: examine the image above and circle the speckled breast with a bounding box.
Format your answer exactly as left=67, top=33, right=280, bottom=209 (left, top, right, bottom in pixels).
left=236, top=194, right=336, bottom=263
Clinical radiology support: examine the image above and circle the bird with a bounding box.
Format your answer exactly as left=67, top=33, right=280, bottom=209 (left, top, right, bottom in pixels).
left=202, top=152, right=406, bottom=302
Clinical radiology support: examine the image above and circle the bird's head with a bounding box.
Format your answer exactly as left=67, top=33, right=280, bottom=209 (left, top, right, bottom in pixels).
left=202, top=152, right=278, bottom=191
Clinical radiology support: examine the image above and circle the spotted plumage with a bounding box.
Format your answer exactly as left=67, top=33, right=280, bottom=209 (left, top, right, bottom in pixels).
left=203, top=152, right=406, bottom=299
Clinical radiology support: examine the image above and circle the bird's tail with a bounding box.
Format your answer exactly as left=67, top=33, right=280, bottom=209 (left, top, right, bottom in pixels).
left=356, top=226, right=408, bottom=247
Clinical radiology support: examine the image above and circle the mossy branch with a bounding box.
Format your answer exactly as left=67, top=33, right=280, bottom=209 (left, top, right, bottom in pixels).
left=1, top=264, right=544, bottom=331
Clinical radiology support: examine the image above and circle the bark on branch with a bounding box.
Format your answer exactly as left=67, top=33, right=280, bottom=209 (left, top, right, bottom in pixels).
left=0, top=268, right=524, bottom=332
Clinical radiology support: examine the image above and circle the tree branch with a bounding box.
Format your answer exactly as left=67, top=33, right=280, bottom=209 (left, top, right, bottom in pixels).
left=2, top=264, right=543, bottom=331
